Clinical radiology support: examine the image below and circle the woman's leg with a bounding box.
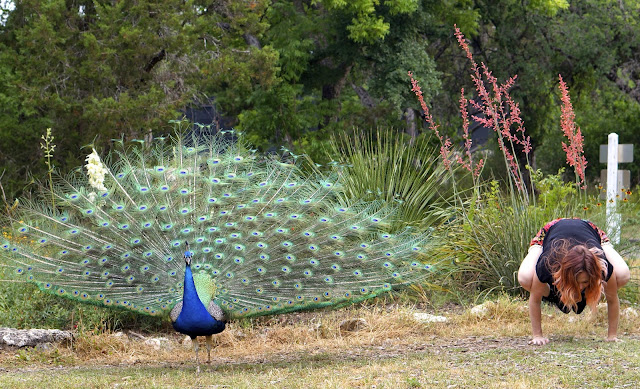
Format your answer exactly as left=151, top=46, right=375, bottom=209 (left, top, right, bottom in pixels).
left=602, top=244, right=631, bottom=289
left=518, top=245, right=543, bottom=292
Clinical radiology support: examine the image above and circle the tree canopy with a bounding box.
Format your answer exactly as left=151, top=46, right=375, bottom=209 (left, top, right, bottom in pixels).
left=1, top=0, right=640, bottom=200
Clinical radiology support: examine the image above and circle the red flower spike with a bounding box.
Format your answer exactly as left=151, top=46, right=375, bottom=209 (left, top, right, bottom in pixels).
left=453, top=25, right=530, bottom=192
left=558, top=75, right=587, bottom=189
left=409, top=71, right=453, bottom=169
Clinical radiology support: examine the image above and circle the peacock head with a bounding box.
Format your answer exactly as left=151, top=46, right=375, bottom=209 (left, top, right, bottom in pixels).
left=184, top=241, right=193, bottom=266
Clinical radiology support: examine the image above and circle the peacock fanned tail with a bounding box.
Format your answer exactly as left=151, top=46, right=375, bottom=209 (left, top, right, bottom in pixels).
left=0, top=130, right=433, bottom=320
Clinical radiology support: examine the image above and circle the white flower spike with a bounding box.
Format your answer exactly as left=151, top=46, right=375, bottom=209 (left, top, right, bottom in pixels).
left=85, top=148, right=107, bottom=192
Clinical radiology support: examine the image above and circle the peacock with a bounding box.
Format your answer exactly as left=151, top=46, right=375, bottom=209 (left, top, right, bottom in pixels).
left=0, top=129, right=433, bottom=366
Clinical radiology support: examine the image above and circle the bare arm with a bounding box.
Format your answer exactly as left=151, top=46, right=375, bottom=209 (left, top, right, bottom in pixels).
left=601, top=244, right=629, bottom=341
left=528, top=273, right=550, bottom=345
left=517, top=244, right=549, bottom=345
left=604, top=271, right=620, bottom=341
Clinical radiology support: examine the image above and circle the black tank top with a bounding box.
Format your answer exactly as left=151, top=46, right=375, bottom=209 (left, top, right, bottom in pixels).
left=534, top=219, right=613, bottom=314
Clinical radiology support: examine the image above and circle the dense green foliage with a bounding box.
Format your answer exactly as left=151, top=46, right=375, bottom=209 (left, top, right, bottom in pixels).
left=449, top=0, right=640, bottom=188
left=3, top=1, right=640, bottom=200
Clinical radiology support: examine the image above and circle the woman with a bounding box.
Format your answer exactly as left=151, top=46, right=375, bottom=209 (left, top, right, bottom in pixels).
left=518, top=218, right=630, bottom=345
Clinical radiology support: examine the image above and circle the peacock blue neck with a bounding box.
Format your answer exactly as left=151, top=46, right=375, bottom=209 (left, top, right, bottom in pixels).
left=172, top=264, right=225, bottom=337
left=182, top=264, right=202, bottom=309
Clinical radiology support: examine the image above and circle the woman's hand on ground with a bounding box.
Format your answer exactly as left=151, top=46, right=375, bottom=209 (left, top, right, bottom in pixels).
left=528, top=336, right=550, bottom=346
left=605, top=336, right=621, bottom=342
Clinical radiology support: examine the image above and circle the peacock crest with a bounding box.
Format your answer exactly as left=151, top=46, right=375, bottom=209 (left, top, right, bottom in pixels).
left=1, top=130, right=433, bottom=322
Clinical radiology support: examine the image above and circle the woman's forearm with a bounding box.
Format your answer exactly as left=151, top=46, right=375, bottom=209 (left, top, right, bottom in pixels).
left=529, top=296, right=544, bottom=337
left=607, top=291, right=620, bottom=340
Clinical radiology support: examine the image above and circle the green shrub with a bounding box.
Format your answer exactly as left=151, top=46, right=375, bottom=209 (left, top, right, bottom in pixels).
left=0, top=237, right=167, bottom=333
left=434, top=169, right=590, bottom=298
left=0, top=276, right=168, bottom=332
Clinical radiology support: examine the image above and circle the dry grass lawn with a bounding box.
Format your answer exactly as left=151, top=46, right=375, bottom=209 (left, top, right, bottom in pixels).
left=1, top=296, right=640, bottom=388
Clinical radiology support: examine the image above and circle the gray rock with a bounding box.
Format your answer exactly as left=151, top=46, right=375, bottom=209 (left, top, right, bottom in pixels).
left=0, top=327, right=73, bottom=348
left=413, top=312, right=448, bottom=323
left=35, top=342, right=54, bottom=351
left=144, top=337, right=172, bottom=350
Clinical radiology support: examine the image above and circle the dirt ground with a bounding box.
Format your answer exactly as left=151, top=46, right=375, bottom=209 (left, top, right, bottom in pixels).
left=1, top=300, right=638, bottom=372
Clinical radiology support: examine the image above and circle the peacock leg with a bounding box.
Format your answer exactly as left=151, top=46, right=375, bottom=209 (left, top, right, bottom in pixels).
left=205, top=335, right=213, bottom=363
left=191, top=336, right=200, bottom=372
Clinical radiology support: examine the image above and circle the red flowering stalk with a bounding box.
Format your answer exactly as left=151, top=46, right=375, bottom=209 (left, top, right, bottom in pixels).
left=558, top=74, right=587, bottom=189
left=409, top=71, right=453, bottom=169
left=454, top=25, right=532, bottom=195
left=457, top=88, right=484, bottom=181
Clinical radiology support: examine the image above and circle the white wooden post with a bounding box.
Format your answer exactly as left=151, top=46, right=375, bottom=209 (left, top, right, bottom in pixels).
left=606, top=133, right=621, bottom=243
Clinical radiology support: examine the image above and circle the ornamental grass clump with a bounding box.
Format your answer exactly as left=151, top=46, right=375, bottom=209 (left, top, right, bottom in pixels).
left=326, top=129, right=452, bottom=231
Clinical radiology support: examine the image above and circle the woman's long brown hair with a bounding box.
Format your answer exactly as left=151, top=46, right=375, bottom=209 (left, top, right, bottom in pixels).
left=550, top=240, right=608, bottom=311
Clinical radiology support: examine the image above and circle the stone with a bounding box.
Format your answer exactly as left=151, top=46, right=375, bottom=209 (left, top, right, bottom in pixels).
left=470, top=301, right=494, bottom=317
left=413, top=312, right=447, bottom=323
left=339, top=318, right=369, bottom=332
left=144, top=337, right=172, bottom=350
left=35, top=343, right=54, bottom=351
left=0, top=327, right=73, bottom=348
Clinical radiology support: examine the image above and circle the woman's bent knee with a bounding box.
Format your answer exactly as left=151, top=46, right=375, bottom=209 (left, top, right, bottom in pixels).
left=616, top=268, right=631, bottom=289
left=518, top=272, right=533, bottom=292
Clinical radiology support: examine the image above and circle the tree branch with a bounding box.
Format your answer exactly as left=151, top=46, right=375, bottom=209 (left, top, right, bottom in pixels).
left=144, top=49, right=166, bottom=73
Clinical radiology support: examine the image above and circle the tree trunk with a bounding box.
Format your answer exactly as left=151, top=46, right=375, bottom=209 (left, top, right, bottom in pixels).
left=321, top=64, right=353, bottom=126
left=352, top=83, right=376, bottom=108
left=404, top=107, right=417, bottom=143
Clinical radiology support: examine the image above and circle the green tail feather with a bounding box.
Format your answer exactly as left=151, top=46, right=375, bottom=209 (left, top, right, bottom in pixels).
left=1, top=130, right=433, bottom=320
